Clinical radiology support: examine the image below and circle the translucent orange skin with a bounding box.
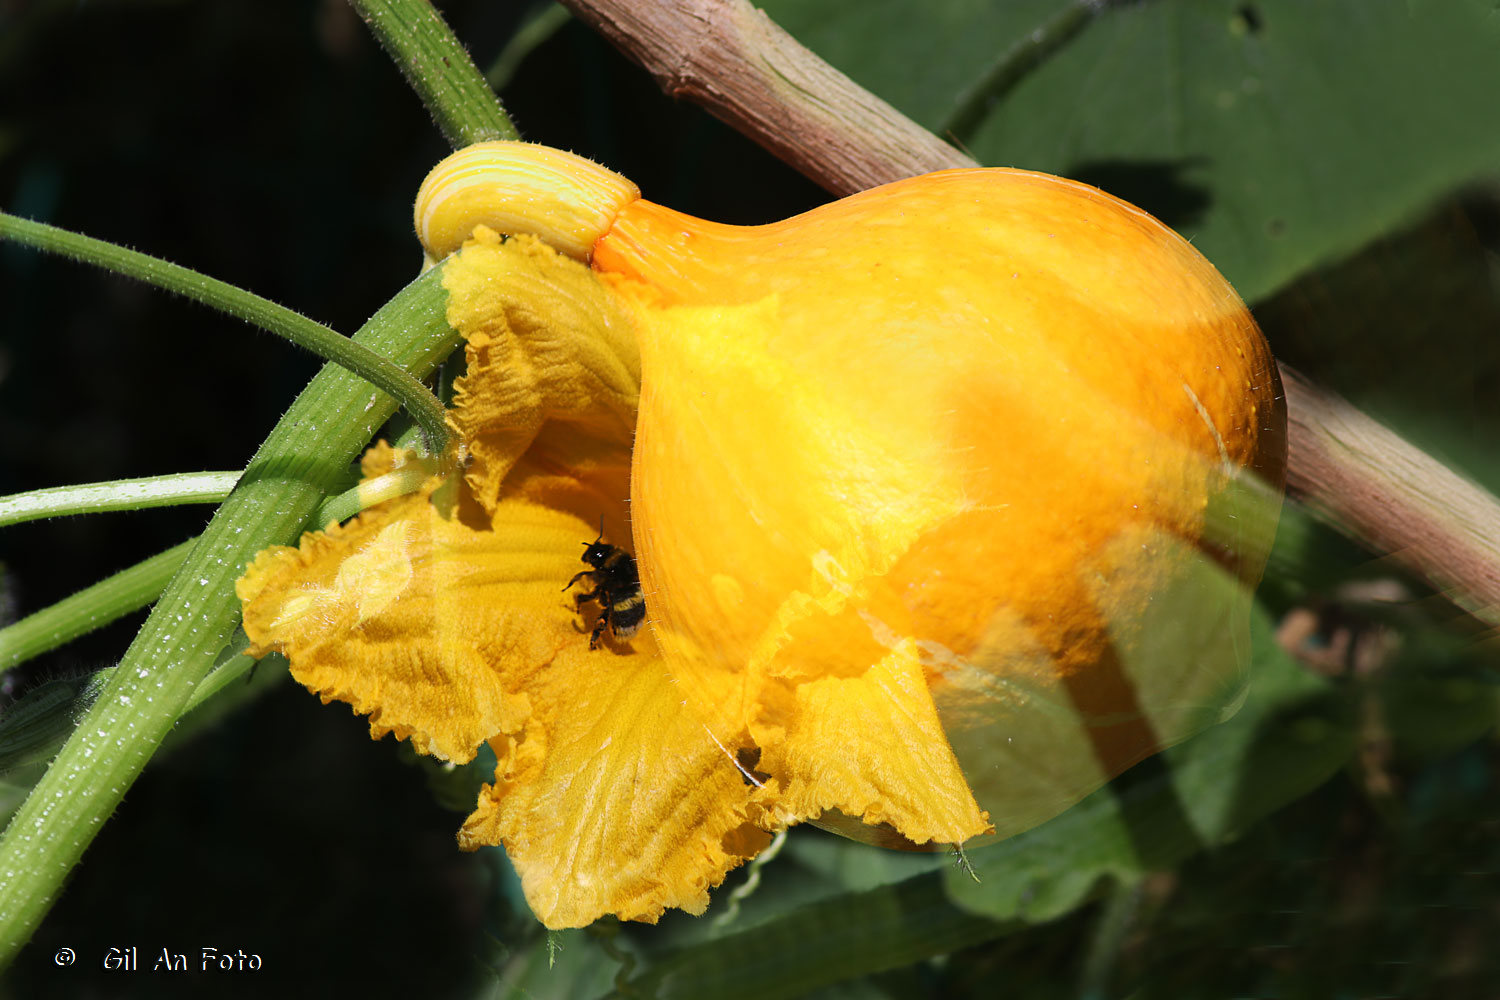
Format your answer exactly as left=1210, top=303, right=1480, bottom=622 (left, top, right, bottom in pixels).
left=594, top=169, right=1285, bottom=828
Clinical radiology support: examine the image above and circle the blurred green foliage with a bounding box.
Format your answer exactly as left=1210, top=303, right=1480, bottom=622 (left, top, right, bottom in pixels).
left=2, top=0, right=1499, bottom=997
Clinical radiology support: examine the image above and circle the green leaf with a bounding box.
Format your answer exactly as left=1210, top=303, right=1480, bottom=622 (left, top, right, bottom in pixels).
left=1376, top=630, right=1500, bottom=764
left=1256, top=205, right=1500, bottom=495
left=944, top=606, right=1357, bottom=920
left=470, top=926, right=622, bottom=1000
left=611, top=612, right=1355, bottom=997
left=628, top=872, right=1009, bottom=1000
left=761, top=0, right=1500, bottom=303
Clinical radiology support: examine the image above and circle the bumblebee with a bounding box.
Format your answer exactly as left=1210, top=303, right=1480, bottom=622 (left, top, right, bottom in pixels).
left=563, top=521, right=645, bottom=649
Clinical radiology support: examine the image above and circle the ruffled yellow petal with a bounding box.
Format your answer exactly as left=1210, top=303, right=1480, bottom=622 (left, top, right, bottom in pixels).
left=240, top=463, right=766, bottom=926
left=749, top=639, right=990, bottom=843
left=238, top=481, right=593, bottom=763
left=443, top=229, right=640, bottom=515
left=239, top=223, right=773, bottom=928
left=459, top=644, right=769, bottom=927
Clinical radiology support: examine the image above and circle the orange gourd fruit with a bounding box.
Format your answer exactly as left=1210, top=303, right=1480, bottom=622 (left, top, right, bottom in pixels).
left=238, top=138, right=1288, bottom=929
left=417, top=141, right=1285, bottom=846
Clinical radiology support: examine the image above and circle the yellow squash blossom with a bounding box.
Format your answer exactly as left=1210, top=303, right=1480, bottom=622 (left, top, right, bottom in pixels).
left=239, top=141, right=1285, bottom=928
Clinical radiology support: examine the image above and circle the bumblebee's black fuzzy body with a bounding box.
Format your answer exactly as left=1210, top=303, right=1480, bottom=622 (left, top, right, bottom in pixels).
left=563, top=525, right=645, bottom=649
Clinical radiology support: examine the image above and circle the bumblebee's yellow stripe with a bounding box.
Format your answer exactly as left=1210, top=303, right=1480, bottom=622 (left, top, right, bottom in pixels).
left=414, top=141, right=640, bottom=263
left=610, top=592, right=646, bottom=638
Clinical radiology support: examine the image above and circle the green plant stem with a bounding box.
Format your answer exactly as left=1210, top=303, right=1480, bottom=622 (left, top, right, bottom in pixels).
left=350, top=0, right=522, bottom=146
left=0, top=211, right=450, bottom=453
left=0, top=0, right=510, bottom=963
left=0, top=471, right=241, bottom=528
left=0, top=267, right=458, bottom=967
left=485, top=3, right=573, bottom=91
left=0, top=674, right=110, bottom=774
left=313, top=464, right=432, bottom=527
left=1076, top=879, right=1142, bottom=1000
left=0, top=541, right=191, bottom=672
left=711, top=829, right=788, bottom=929
left=0, top=641, right=276, bottom=777
left=938, top=0, right=1108, bottom=143
left=180, top=641, right=260, bottom=718
left=0, top=466, right=429, bottom=677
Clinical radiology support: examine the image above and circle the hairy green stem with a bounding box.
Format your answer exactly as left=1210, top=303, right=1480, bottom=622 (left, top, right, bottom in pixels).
left=0, top=673, right=112, bottom=774
left=0, top=641, right=279, bottom=778
left=350, top=0, right=522, bottom=146
left=0, top=541, right=191, bottom=673
left=486, top=3, right=573, bottom=91
left=0, top=0, right=520, bottom=966
left=0, top=211, right=450, bottom=453
left=0, top=471, right=241, bottom=528
left=0, top=268, right=458, bottom=966
left=0, top=467, right=429, bottom=678
left=313, top=465, right=432, bottom=527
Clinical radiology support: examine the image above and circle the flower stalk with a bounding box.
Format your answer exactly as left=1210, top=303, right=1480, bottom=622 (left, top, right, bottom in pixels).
left=0, top=541, right=190, bottom=672
left=0, top=470, right=432, bottom=678
left=349, top=0, right=522, bottom=147
left=0, top=471, right=241, bottom=528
